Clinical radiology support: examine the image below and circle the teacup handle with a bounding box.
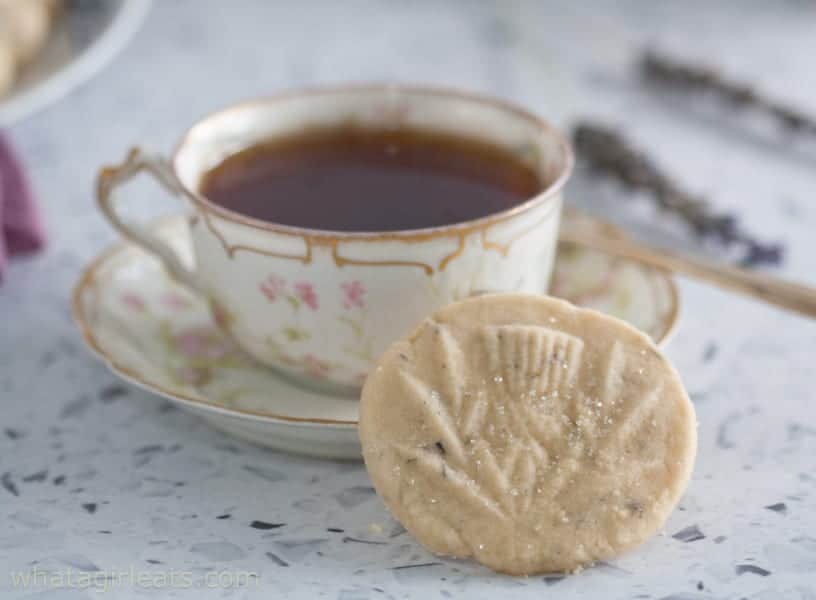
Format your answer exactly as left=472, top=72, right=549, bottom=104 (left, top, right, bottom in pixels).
left=96, top=147, right=207, bottom=295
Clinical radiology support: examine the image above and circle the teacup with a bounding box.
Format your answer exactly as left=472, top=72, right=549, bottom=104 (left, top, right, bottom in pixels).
left=97, top=85, right=573, bottom=395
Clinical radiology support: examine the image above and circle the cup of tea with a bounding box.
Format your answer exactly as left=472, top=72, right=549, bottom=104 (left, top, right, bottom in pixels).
left=97, top=85, right=573, bottom=395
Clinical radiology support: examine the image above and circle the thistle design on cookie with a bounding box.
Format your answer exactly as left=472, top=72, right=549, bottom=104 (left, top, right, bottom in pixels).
left=359, top=294, right=696, bottom=575
left=386, top=323, right=665, bottom=527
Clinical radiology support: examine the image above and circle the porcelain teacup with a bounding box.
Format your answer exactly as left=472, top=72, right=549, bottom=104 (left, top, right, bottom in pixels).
left=97, top=85, right=573, bottom=395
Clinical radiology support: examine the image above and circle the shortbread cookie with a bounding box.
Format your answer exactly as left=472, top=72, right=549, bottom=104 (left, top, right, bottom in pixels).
left=359, top=294, right=696, bottom=575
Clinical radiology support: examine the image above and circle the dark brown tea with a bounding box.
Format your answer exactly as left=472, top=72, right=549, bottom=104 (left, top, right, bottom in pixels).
left=199, top=127, right=542, bottom=232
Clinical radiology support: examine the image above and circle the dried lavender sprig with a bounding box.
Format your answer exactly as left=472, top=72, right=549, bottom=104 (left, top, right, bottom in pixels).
left=641, top=50, right=816, bottom=137
left=572, top=122, right=784, bottom=267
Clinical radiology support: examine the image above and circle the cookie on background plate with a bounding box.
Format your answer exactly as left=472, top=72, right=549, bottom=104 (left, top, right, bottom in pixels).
left=359, top=293, right=696, bottom=575
left=0, top=0, right=61, bottom=96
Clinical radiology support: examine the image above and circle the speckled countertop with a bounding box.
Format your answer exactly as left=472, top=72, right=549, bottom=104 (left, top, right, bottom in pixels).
left=2, top=1, right=816, bottom=598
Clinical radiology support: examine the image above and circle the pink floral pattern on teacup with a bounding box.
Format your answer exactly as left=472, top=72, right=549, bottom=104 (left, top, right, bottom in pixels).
left=253, top=274, right=374, bottom=381
left=259, top=275, right=319, bottom=311
left=341, top=281, right=366, bottom=309
left=259, top=275, right=286, bottom=302
left=294, top=282, right=318, bottom=311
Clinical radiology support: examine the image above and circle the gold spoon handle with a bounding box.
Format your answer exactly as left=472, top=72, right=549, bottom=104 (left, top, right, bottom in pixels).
left=559, top=226, right=816, bottom=319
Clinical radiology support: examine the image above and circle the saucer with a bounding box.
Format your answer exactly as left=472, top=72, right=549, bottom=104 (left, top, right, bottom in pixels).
left=72, top=213, right=679, bottom=459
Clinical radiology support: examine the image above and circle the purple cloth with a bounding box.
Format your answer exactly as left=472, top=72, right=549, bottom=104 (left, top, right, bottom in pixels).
left=0, top=135, right=45, bottom=280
